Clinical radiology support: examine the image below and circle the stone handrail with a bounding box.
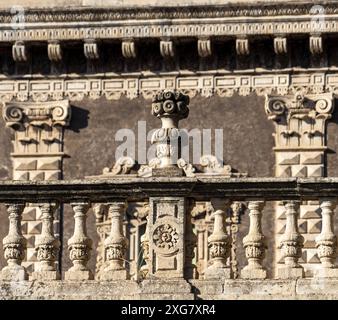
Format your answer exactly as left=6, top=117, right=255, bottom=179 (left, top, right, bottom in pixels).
left=0, top=177, right=337, bottom=201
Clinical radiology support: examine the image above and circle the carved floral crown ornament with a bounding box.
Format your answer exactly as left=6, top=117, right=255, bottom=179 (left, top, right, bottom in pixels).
left=89, top=90, right=247, bottom=179
left=2, top=100, right=71, bottom=130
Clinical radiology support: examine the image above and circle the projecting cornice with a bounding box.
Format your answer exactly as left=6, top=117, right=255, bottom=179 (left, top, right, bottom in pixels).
left=0, top=2, right=337, bottom=22
left=0, top=2, right=337, bottom=44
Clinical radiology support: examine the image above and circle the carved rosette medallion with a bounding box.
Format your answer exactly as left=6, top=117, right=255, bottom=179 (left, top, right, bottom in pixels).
left=153, top=223, right=179, bottom=253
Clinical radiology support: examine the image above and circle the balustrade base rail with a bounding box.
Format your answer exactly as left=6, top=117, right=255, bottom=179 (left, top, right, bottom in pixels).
left=1, top=279, right=338, bottom=300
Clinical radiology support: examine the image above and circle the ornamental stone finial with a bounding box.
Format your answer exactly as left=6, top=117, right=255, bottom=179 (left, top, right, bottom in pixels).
left=150, top=90, right=190, bottom=176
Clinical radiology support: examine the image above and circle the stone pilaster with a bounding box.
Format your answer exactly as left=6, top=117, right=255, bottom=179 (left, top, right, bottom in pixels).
left=2, top=100, right=71, bottom=273
left=140, top=215, right=150, bottom=279
left=265, top=93, right=334, bottom=276
left=148, top=197, right=185, bottom=279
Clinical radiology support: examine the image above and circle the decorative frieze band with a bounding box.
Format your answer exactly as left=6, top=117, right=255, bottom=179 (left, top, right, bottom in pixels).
left=1, top=3, right=337, bottom=23
left=6, top=3, right=338, bottom=24
left=1, top=72, right=338, bottom=102
left=3, top=18, right=338, bottom=43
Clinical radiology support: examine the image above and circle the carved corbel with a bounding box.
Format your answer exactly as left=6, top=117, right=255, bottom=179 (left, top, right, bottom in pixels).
left=2, top=100, right=71, bottom=129
left=310, top=35, right=323, bottom=55
left=122, top=40, right=137, bottom=59
left=236, top=38, right=250, bottom=56
left=48, top=41, right=62, bottom=62
left=197, top=38, right=212, bottom=58
left=12, top=41, right=28, bottom=62
left=160, top=40, right=175, bottom=58
left=274, top=37, right=287, bottom=55
left=84, top=39, right=100, bottom=60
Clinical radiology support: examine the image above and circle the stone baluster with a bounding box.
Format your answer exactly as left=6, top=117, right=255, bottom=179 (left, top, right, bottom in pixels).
left=278, top=201, right=304, bottom=279
left=241, top=201, right=267, bottom=279
left=1, top=202, right=27, bottom=281
left=65, top=202, right=93, bottom=280
left=31, top=202, right=60, bottom=280
left=205, top=199, right=231, bottom=279
left=102, top=201, right=128, bottom=280
left=315, top=200, right=338, bottom=277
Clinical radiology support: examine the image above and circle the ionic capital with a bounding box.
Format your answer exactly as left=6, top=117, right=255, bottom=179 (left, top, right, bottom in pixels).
left=2, top=100, right=71, bottom=130
left=265, top=93, right=334, bottom=123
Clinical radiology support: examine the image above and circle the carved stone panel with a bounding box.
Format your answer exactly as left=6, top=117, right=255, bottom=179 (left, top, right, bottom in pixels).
left=148, top=197, right=185, bottom=278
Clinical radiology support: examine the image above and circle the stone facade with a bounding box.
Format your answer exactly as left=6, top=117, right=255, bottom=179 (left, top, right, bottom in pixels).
left=1, top=0, right=338, bottom=300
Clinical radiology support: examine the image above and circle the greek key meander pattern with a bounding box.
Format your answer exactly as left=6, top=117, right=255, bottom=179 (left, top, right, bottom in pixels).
left=1, top=72, right=338, bottom=102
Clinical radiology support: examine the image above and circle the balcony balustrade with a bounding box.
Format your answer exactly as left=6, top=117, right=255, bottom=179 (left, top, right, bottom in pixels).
left=1, top=89, right=338, bottom=300
left=1, top=177, right=338, bottom=283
